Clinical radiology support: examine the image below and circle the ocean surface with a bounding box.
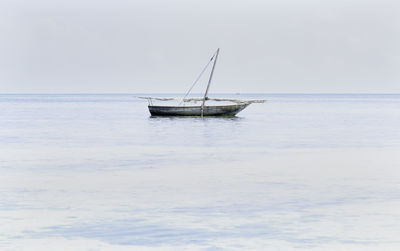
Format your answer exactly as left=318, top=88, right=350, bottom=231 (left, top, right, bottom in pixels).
left=1, top=93, right=400, bottom=250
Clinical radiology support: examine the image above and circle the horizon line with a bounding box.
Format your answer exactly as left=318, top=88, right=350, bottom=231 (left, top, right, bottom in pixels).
left=1, top=92, right=400, bottom=95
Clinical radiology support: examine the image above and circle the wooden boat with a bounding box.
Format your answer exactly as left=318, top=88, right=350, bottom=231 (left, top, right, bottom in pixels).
left=140, top=49, right=265, bottom=117
left=149, top=103, right=249, bottom=116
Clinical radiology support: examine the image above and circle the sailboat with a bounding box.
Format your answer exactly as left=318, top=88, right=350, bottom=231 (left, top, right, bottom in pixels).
left=139, top=49, right=265, bottom=117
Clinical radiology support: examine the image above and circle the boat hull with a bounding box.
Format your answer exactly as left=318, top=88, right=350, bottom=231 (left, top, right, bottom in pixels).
left=148, top=104, right=249, bottom=116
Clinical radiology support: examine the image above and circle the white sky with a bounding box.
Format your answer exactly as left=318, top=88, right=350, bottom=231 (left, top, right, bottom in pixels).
left=0, top=0, right=399, bottom=93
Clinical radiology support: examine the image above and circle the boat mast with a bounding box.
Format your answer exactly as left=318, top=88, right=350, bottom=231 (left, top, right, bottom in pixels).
left=201, top=48, right=220, bottom=117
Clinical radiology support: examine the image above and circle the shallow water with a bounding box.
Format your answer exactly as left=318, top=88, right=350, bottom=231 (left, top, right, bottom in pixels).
left=1, top=94, right=400, bottom=250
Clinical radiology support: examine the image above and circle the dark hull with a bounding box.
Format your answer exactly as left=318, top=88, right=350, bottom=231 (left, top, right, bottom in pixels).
left=148, top=104, right=249, bottom=116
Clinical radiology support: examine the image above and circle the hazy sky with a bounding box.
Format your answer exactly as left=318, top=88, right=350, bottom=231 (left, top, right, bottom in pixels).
left=1, top=0, right=399, bottom=93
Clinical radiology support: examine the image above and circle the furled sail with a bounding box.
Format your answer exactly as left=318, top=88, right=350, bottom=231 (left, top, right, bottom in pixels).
left=138, top=96, right=266, bottom=105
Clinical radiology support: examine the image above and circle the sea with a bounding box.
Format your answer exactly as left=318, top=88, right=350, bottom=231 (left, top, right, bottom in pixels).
left=1, top=93, right=400, bottom=250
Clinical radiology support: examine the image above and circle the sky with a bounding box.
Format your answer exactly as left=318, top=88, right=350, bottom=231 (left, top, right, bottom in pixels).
left=0, top=0, right=399, bottom=93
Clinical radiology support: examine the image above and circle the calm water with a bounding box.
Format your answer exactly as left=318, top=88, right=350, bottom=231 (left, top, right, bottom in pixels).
left=1, top=94, right=400, bottom=250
